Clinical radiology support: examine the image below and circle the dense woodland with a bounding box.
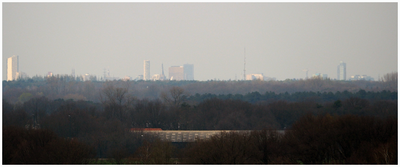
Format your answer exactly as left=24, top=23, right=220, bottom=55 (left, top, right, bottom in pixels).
left=183, top=115, right=397, bottom=164
left=2, top=72, right=398, bottom=164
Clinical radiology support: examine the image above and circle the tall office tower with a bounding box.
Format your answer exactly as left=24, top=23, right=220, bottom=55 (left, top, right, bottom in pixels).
left=337, top=61, right=346, bottom=80
left=144, top=60, right=150, bottom=80
left=169, top=66, right=184, bottom=80
left=7, top=55, right=19, bottom=81
left=71, top=69, right=75, bottom=78
left=183, top=64, right=194, bottom=80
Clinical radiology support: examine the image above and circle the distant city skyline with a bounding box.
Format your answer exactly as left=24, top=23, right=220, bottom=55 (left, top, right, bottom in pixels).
left=3, top=3, right=397, bottom=81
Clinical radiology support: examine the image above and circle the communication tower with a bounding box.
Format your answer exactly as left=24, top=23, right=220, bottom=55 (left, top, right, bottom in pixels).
left=103, top=68, right=106, bottom=79
left=243, top=48, right=246, bottom=80
left=162, top=63, right=165, bottom=76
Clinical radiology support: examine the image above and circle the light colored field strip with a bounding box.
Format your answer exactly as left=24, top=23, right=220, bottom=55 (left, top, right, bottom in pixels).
left=135, top=130, right=285, bottom=142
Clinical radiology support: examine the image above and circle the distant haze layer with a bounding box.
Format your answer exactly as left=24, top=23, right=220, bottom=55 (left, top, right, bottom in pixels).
left=3, top=3, right=397, bottom=81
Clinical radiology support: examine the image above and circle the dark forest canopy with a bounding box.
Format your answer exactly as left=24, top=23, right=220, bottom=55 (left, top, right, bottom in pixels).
left=3, top=94, right=397, bottom=131
left=187, top=89, right=397, bottom=104
left=3, top=94, right=397, bottom=163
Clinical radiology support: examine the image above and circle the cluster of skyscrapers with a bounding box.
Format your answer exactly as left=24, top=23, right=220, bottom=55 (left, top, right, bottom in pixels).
left=142, top=60, right=194, bottom=81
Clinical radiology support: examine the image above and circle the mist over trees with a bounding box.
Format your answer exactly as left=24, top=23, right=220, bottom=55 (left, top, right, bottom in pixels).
left=3, top=72, right=398, bottom=104
left=2, top=72, right=397, bottom=164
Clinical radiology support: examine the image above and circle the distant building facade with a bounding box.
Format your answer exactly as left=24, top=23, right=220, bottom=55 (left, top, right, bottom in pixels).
left=47, top=72, right=53, bottom=78
left=151, top=74, right=162, bottom=81
left=122, top=76, right=131, bottom=81
left=7, top=55, right=19, bottom=81
left=16, top=72, right=29, bottom=80
left=349, top=75, right=374, bottom=81
left=82, top=74, right=97, bottom=81
left=183, top=64, right=194, bottom=80
left=245, top=73, right=276, bottom=81
left=246, top=74, right=264, bottom=80
left=337, top=61, right=346, bottom=80
left=169, top=66, right=184, bottom=80
left=135, top=75, right=144, bottom=81
left=144, top=60, right=150, bottom=80
left=263, top=76, right=277, bottom=81
left=312, top=73, right=328, bottom=79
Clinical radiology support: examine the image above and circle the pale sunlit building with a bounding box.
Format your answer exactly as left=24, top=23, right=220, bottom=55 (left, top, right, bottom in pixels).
left=7, top=55, right=19, bottom=81
left=47, top=72, right=53, bottom=77
left=151, top=74, right=162, bottom=81
left=122, top=76, right=131, bottom=81
left=82, top=74, right=97, bottom=81
left=169, top=66, right=184, bottom=80
left=246, top=74, right=264, bottom=80
left=349, top=75, right=374, bottom=81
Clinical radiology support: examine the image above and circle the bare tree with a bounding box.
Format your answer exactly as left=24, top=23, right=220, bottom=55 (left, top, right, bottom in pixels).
left=99, top=82, right=132, bottom=121
left=381, top=72, right=398, bottom=91
left=23, top=96, right=49, bottom=129
left=134, top=139, right=175, bottom=164
left=160, top=86, right=186, bottom=108
left=381, top=72, right=398, bottom=82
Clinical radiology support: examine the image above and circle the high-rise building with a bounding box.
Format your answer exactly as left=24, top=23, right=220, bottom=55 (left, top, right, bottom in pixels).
left=169, top=66, right=184, bottom=80
left=144, top=60, right=150, bottom=80
left=183, top=64, right=194, bottom=80
left=337, top=61, right=346, bottom=80
left=7, top=55, right=19, bottom=81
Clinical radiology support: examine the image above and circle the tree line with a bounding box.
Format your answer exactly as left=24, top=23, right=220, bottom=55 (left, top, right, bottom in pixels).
left=187, top=89, right=397, bottom=104
left=3, top=72, right=397, bottom=104
left=4, top=114, right=396, bottom=164
left=3, top=86, right=397, bottom=131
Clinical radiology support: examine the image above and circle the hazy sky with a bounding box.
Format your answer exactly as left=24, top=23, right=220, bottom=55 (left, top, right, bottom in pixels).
left=3, top=3, right=397, bottom=81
